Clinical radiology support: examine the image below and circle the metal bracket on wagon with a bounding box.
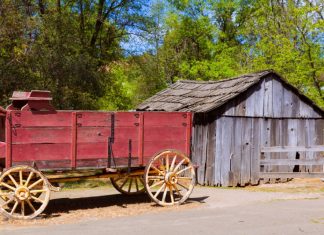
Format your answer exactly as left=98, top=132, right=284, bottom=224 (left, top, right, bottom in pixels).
left=48, top=184, right=61, bottom=192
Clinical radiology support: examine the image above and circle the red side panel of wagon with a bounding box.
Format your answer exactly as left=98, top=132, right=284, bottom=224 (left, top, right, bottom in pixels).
left=1, top=91, right=192, bottom=171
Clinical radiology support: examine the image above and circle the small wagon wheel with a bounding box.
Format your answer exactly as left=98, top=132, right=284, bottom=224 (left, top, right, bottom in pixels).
left=0, top=166, right=50, bottom=219
left=111, top=175, right=147, bottom=195
left=144, top=149, right=195, bottom=206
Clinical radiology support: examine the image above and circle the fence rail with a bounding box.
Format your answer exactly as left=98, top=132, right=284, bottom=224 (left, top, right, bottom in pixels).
left=260, top=145, right=324, bottom=179
left=261, top=146, right=324, bottom=153
left=260, top=172, right=324, bottom=178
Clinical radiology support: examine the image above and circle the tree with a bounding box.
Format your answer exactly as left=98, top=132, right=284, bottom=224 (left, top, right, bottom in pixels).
left=241, top=0, right=324, bottom=106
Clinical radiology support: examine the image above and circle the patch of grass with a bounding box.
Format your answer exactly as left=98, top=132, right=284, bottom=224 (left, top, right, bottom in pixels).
left=243, top=179, right=324, bottom=193
left=311, top=218, right=324, bottom=224
left=245, top=186, right=324, bottom=193
left=60, top=179, right=112, bottom=190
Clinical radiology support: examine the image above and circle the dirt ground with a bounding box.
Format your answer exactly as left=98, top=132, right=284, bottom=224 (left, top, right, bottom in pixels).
left=0, top=184, right=201, bottom=228
left=1, top=178, right=324, bottom=232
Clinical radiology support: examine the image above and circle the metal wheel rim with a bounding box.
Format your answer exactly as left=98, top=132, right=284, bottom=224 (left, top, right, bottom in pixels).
left=0, top=166, right=50, bottom=219
left=144, top=149, right=195, bottom=206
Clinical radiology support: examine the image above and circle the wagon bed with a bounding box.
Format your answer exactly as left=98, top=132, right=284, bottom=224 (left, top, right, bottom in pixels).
left=0, top=91, right=196, bottom=219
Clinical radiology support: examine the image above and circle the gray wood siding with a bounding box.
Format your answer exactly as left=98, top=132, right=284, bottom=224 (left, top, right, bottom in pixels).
left=192, top=117, right=324, bottom=186
left=223, top=77, right=322, bottom=118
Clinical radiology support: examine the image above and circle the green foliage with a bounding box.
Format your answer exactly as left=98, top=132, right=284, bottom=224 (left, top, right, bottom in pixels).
left=0, top=0, right=149, bottom=109
left=98, top=62, right=135, bottom=111
left=241, top=0, right=324, bottom=106
left=0, top=0, right=323, bottom=110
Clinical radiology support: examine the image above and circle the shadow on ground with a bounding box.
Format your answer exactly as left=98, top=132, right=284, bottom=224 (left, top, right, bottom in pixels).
left=43, top=193, right=208, bottom=218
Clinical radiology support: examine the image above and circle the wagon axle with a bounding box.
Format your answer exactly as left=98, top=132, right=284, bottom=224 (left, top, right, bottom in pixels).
left=15, top=186, right=30, bottom=201
left=165, top=172, right=178, bottom=185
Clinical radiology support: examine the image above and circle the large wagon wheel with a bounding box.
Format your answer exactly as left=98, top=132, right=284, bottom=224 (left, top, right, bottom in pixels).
left=111, top=175, right=146, bottom=195
left=0, top=166, right=50, bottom=219
left=144, top=149, right=195, bottom=206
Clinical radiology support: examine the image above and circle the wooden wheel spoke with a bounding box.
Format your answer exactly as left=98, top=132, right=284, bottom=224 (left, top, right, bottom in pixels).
left=21, top=201, right=25, bottom=216
left=154, top=183, right=165, bottom=199
left=135, top=178, right=139, bottom=192
left=0, top=192, right=12, bottom=197
left=165, top=154, right=170, bottom=172
left=162, top=185, right=168, bottom=203
left=170, top=155, right=177, bottom=172
left=149, top=179, right=164, bottom=189
left=176, top=166, right=192, bottom=175
left=19, top=170, right=23, bottom=186
left=10, top=201, right=19, bottom=215
left=119, top=177, right=128, bottom=189
left=177, top=182, right=189, bottom=191
left=147, top=175, right=164, bottom=180
left=177, top=177, right=193, bottom=182
left=1, top=198, right=14, bottom=208
left=31, top=196, right=44, bottom=204
left=170, top=186, right=174, bottom=204
left=159, top=159, right=166, bottom=172
left=173, top=159, right=186, bottom=172
left=28, top=179, right=44, bottom=189
left=127, top=178, right=133, bottom=193
left=172, top=184, right=183, bottom=198
left=111, top=176, right=146, bottom=195
left=0, top=182, right=16, bottom=191
left=150, top=165, right=164, bottom=175
left=30, top=189, right=47, bottom=194
left=114, top=177, right=123, bottom=183
left=26, top=199, right=36, bottom=212
left=8, top=174, right=19, bottom=188
left=139, top=177, right=145, bottom=186
left=24, top=172, right=34, bottom=187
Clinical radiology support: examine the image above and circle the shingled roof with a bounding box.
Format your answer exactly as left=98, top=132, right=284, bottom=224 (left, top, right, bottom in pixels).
left=137, top=70, right=276, bottom=113
left=137, top=70, right=324, bottom=113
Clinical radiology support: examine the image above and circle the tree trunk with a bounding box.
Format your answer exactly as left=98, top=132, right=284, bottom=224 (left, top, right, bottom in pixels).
left=90, top=0, right=105, bottom=47
left=57, top=0, right=61, bottom=13
left=38, top=0, right=45, bottom=14
left=79, top=0, right=85, bottom=44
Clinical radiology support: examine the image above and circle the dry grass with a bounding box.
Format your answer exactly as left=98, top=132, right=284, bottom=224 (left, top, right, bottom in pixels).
left=245, top=178, right=324, bottom=193
left=60, top=179, right=112, bottom=190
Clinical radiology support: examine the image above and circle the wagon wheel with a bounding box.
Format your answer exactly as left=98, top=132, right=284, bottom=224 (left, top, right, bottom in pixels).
left=144, top=149, right=195, bottom=206
left=0, top=166, right=50, bottom=219
left=111, top=175, right=147, bottom=195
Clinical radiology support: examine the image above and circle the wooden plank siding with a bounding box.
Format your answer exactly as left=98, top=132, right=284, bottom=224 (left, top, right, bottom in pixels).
left=193, top=117, right=324, bottom=187
left=140, top=72, right=324, bottom=187
left=222, top=76, right=322, bottom=118
left=192, top=75, right=323, bottom=186
left=205, top=120, right=216, bottom=185
left=251, top=118, right=261, bottom=184
left=191, top=123, right=207, bottom=185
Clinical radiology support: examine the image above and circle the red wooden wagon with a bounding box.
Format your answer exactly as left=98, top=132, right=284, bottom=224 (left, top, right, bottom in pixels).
left=0, top=91, right=195, bottom=219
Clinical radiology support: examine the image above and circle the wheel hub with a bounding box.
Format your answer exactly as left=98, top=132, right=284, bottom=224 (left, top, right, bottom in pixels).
left=165, top=172, right=178, bottom=185
left=15, top=186, right=30, bottom=201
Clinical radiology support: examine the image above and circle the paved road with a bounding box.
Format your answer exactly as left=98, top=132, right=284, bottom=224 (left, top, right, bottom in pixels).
left=1, top=187, right=324, bottom=235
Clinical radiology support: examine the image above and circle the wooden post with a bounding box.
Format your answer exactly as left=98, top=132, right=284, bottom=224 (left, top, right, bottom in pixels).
left=186, top=112, right=192, bottom=157
left=5, top=112, right=12, bottom=169
left=71, top=112, right=77, bottom=169
left=138, top=113, right=144, bottom=165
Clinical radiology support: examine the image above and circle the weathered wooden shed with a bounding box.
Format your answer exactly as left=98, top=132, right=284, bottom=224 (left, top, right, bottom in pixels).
left=137, top=70, right=324, bottom=186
